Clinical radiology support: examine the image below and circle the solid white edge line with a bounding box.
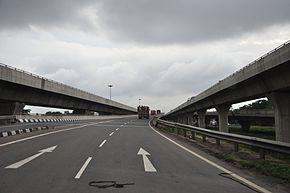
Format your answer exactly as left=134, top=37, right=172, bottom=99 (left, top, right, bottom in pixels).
left=109, top=132, right=114, bottom=136
left=0, top=120, right=112, bottom=148
left=148, top=121, right=271, bottom=193
left=116, top=128, right=119, bottom=131
left=99, top=140, right=107, bottom=148
left=74, top=157, right=92, bottom=179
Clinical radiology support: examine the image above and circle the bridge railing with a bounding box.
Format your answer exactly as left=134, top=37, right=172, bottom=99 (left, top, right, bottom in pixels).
left=154, top=118, right=290, bottom=158
left=206, top=40, right=290, bottom=95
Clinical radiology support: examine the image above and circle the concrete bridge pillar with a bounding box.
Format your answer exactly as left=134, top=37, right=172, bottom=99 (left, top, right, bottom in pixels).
left=187, top=113, right=194, bottom=125
left=172, top=117, right=177, bottom=123
left=197, top=109, right=206, bottom=128
left=268, top=92, right=290, bottom=143
left=182, top=115, right=188, bottom=124
left=177, top=116, right=183, bottom=123
left=0, top=102, right=25, bottom=116
left=216, top=105, right=231, bottom=132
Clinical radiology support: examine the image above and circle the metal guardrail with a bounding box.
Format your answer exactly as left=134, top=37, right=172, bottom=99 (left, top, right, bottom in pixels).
left=155, top=118, right=290, bottom=157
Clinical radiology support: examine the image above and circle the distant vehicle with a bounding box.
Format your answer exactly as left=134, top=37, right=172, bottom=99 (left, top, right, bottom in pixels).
left=151, top=110, right=156, bottom=116
left=137, top=106, right=150, bottom=119
left=156, top=110, right=161, bottom=114
left=209, top=119, right=217, bottom=128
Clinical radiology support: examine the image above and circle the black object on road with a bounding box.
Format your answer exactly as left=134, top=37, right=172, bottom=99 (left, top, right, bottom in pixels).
left=89, top=180, right=135, bottom=188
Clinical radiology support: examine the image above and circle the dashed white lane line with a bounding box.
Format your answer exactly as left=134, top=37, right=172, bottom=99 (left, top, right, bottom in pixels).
left=109, top=132, right=114, bottom=136
left=148, top=122, right=272, bottom=193
left=74, top=157, right=92, bottom=179
left=120, top=125, right=124, bottom=127
left=116, top=128, right=119, bottom=131
left=99, top=140, right=107, bottom=148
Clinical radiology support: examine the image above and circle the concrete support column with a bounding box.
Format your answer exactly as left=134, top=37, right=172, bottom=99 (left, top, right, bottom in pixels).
left=173, top=117, right=178, bottom=123
left=267, top=92, right=290, bottom=142
left=0, top=102, right=25, bottom=116
left=187, top=114, right=194, bottom=125
left=177, top=116, right=183, bottom=123
left=216, top=104, right=231, bottom=132
left=183, top=114, right=188, bottom=125
left=197, top=109, right=206, bottom=128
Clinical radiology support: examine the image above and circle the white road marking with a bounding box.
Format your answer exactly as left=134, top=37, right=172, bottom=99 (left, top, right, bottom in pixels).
left=116, top=128, right=119, bottom=131
left=109, top=132, right=114, bottom=136
left=99, top=140, right=107, bottom=148
left=74, top=157, right=92, bottom=179
left=5, top=146, right=57, bottom=169
left=137, top=148, right=157, bottom=172
left=148, top=122, right=271, bottom=193
left=0, top=121, right=112, bottom=148
left=120, top=125, right=124, bottom=127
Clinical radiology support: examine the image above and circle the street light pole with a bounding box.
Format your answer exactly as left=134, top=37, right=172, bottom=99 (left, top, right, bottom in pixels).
left=108, top=84, right=113, bottom=100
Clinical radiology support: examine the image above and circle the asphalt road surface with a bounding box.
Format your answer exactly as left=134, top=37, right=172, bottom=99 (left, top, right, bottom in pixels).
left=0, top=116, right=273, bottom=193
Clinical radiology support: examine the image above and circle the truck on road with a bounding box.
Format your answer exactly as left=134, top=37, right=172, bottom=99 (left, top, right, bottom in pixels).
left=137, top=106, right=150, bottom=119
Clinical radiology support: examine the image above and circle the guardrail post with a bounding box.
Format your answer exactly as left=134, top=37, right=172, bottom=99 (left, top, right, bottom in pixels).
left=191, top=131, right=195, bottom=140
left=216, top=139, right=220, bottom=146
left=234, top=143, right=239, bottom=152
left=259, top=149, right=265, bottom=160
left=202, top=135, right=206, bottom=142
left=183, top=129, right=187, bottom=137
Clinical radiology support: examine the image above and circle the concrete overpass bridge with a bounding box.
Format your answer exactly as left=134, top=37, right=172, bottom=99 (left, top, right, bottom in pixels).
left=162, top=40, right=290, bottom=142
left=0, top=63, right=136, bottom=120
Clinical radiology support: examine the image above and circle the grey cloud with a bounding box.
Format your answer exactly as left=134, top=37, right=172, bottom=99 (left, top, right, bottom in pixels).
left=0, top=0, right=98, bottom=30
left=1, top=0, right=290, bottom=44
left=98, top=0, right=290, bottom=44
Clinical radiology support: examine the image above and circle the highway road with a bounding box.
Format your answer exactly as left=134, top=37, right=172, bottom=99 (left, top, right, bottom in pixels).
left=0, top=116, right=275, bottom=193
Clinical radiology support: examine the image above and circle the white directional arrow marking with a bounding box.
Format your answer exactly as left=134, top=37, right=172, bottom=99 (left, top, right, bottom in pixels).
left=137, top=148, right=157, bottom=172
left=5, top=145, right=57, bottom=169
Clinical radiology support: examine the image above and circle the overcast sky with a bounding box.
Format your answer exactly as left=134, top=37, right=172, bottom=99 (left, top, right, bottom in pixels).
left=1, top=0, right=290, bottom=113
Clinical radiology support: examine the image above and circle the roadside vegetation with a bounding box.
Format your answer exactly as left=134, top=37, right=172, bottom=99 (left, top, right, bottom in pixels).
left=229, top=126, right=275, bottom=140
